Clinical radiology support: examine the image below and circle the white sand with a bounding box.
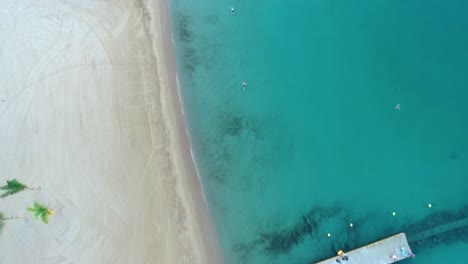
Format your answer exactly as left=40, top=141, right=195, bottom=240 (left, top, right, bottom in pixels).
left=0, top=0, right=221, bottom=263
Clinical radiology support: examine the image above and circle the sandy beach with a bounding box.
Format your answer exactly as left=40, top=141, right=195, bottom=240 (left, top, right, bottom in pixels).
left=0, top=0, right=221, bottom=263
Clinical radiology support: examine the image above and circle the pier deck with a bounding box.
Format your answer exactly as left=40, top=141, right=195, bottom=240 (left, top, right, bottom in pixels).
left=315, top=233, right=413, bottom=264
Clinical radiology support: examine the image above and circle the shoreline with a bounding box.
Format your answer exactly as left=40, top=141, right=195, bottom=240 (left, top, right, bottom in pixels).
left=146, top=0, right=223, bottom=262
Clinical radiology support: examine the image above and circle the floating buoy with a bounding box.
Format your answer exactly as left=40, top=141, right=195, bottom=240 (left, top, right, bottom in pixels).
left=392, top=212, right=396, bottom=216
left=428, top=203, right=432, bottom=208
left=349, top=223, right=353, bottom=227
left=327, top=233, right=331, bottom=237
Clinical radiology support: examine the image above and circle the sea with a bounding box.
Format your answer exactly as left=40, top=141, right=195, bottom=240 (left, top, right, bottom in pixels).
left=167, top=0, right=468, bottom=263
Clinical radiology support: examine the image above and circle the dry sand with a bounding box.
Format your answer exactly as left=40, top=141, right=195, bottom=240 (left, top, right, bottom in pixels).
left=0, top=0, right=221, bottom=263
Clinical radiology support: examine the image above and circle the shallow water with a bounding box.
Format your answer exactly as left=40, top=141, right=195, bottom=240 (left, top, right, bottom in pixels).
left=168, top=0, right=468, bottom=263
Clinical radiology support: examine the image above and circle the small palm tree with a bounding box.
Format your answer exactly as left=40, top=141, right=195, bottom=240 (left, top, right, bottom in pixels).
left=0, top=179, right=40, bottom=198
left=27, top=201, right=54, bottom=224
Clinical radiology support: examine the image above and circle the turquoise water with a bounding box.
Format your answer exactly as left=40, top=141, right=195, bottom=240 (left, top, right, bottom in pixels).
left=168, top=0, right=468, bottom=263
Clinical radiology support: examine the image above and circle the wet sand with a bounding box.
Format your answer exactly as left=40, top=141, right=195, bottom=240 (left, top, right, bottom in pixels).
left=0, top=0, right=221, bottom=263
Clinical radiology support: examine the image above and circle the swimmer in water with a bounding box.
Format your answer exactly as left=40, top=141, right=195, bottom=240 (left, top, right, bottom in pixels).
left=242, top=81, right=247, bottom=91
left=395, top=103, right=400, bottom=110
left=230, top=7, right=235, bottom=15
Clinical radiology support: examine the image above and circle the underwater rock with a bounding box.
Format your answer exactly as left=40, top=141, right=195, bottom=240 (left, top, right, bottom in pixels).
left=220, top=114, right=244, bottom=137
left=182, top=47, right=200, bottom=75
left=176, top=14, right=193, bottom=43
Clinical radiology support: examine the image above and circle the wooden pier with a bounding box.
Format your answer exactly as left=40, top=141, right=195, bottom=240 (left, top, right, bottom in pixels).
left=315, top=233, right=413, bottom=264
